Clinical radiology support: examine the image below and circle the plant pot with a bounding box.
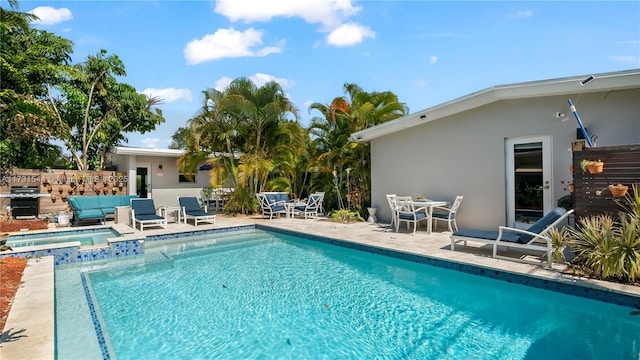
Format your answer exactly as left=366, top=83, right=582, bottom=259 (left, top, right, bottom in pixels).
left=67, top=187, right=74, bottom=194
left=102, top=187, right=108, bottom=195
left=586, top=162, right=604, bottom=174
left=609, top=184, right=628, bottom=198
left=46, top=185, right=52, bottom=193
left=58, top=187, right=64, bottom=194
left=61, top=193, right=68, bottom=201
left=51, top=194, right=56, bottom=202
left=78, top=186, right=85, bottom=195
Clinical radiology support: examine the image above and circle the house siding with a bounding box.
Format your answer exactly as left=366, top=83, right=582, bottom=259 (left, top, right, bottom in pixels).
left=371, top=89, right=640, bottom=230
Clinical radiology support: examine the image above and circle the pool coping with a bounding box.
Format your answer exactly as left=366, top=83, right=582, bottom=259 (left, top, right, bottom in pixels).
left=0, top=256, right=54, bottom=360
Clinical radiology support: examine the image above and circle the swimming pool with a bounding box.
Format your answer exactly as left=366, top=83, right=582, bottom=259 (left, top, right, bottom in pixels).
left=6, top=228, right=119, bottom=248
left=56, top=229, right=640, bottom=359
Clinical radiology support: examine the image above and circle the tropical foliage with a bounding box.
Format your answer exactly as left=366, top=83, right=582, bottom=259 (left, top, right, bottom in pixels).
left=308, top=83, right=409, bottom=215
left=1, top=0, right=72, bottom=178
left=557, top=184, right=640, bottom=283
left=1, top=1, right=165, bottom=174
left=47, top=49, right=165, bottom=170
left=177, top=81, right=407, bottom=216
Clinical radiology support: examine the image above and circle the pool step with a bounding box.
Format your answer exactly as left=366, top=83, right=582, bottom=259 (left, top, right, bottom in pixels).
left=145, top=230, right=281, bottom=257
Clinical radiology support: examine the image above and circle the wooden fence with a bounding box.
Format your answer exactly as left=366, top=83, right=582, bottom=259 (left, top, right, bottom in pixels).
left=572, top=144, right=640, bottom=220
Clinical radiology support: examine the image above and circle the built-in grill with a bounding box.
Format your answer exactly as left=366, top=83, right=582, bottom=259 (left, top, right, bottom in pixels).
left=10, top=186, right=40, bottom=219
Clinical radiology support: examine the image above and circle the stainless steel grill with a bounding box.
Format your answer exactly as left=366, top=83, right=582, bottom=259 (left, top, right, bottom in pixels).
left=10, top=186, right=40, bottom=219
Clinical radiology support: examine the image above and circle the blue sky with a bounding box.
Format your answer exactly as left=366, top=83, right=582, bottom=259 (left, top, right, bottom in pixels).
left=20, top=0, right=640, bottom=149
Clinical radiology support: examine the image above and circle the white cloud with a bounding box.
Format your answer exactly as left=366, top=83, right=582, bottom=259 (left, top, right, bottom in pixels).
left=140, top=138, right=161, bottom=149
left=326, top=23, right=375, bottom=47
left=141, top=88, right=192, bottom=103
left=214, top=0, right=360, bottom=29
left=29, top=6, right=73, bottom=25
left=429, top=55, right=438, bottom=64
left=214, top=77, right=234, bottom=91
left=184, top=28, right=284, bottom=64
left=508, top=10, right=534, bottom=19
left=213, top=73, right=292, bottom=91
left=249, top=73, right=291, bottom=88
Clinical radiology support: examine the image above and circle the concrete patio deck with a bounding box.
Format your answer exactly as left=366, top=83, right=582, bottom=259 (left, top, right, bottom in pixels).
left=2, top=214, right=639, bottom=359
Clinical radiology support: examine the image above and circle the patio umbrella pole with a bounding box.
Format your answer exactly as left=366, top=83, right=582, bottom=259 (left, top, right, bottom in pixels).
left=568, top=99, right=593, bottom=147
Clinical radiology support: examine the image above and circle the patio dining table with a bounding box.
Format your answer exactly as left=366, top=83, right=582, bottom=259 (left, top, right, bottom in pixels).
left=411, top=199, right=448, bottom=234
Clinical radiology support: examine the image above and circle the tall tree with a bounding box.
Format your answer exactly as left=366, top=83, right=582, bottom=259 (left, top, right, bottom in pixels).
left=309, top=83, right=408, bottom=214
left=0, top=0, right=73, bottom=179
left=47, top=50, right=165, bottom=170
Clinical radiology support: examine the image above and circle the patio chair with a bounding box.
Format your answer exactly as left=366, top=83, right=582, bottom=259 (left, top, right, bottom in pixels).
left=385, top=194, right=397, bottom=230
left=130, top=198, right=167, bottom=231
left=178, top=196, right=216, bottom=226
left=294, top=193, right=325, bottom=219
left=395, top=196, right=428, bottom=234
left=431, top=196, right=464, bottom=233
left=256, top=192, right=288, bottom=219
left=313, top=192, right=326, bottom=215
left=450, top=207, right=575, bottom=267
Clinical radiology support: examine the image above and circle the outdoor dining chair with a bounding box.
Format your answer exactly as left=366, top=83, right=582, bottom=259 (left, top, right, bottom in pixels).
left=394, top=196, right=428, bottom=234
left=431, top=196, right=464, bottom=233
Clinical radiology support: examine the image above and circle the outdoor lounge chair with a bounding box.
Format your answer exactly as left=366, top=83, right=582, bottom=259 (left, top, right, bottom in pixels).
left=293, top=193, right=324, bottom=219
left=131, top=198, right=167, bottom=231
left=179, top=196, right=216, bottom=226
left=256, top=192, right=288, bottom=219
left=450, top=207, right=574, bottom=267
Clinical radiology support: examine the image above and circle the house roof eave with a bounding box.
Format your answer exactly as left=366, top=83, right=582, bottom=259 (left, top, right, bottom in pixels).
left=351, top=69, right=640, bottom=142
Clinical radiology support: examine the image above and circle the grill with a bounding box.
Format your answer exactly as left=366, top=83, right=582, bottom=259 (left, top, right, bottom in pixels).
left=10, top=186, right=40, bottom=219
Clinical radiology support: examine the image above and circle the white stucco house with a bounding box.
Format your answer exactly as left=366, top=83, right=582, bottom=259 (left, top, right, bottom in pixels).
left=107, top=147, right=212, bottom=207
left=351, top=69, right=640, bottom=230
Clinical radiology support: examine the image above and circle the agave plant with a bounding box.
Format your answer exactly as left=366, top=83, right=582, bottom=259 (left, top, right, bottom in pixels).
left=567, top=184, right=640, bottom=282
left=569, top=215, right=619, bottom=279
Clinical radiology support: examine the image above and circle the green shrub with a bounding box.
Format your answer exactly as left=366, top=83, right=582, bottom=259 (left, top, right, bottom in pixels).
left=329, top=209, right=364, bottom=223
left=567, top=184, right=640, bottom=283
left=223, top=187, right=258, bottom=215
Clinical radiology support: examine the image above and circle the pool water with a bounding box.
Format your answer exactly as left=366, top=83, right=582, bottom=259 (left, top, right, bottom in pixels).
left=65, top=229, right=640, bottom=359
left=6, top=228, right=119, bottom=248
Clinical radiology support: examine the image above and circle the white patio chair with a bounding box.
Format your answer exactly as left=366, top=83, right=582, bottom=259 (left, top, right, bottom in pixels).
left=395, top=196, right=428, bottom=234
left=385, top=194, right=397, bottom=229
left=294, top=193, right=324, bottom=219
left=432, top=196, right=464, bottom=233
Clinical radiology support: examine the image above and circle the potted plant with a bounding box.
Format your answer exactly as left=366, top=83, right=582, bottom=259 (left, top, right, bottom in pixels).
left=78, top=185, right=85, bottom=195
left=111, top=187, right=118, bottom=195
left=58, top=187, right=64, bottom=194
left=609, top=184, right=628, bottom=197
left=46, top=184, right=53, bottom=193
left=580, top=159, right=604, bottom=174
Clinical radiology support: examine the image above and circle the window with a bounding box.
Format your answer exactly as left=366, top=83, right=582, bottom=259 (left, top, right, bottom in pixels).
left=178, top=173, right=196, bottom=183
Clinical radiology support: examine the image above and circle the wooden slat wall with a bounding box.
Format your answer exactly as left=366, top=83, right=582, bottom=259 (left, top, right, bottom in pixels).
left=573, top=144, right=640, bottom=220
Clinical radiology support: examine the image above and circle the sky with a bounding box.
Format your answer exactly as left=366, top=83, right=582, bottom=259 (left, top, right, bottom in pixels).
left=18, top=0, right=640, bottom=149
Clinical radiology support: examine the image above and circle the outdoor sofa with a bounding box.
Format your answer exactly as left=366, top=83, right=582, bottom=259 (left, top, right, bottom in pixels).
left=68, top=195, right=140, bottom=225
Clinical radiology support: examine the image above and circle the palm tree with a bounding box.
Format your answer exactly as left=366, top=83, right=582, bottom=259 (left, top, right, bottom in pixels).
left=309, top=83, right=408, bottom=214
left=224, top=78, right=299, bottom=195
left=178, top=78, right=301, bottom=213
